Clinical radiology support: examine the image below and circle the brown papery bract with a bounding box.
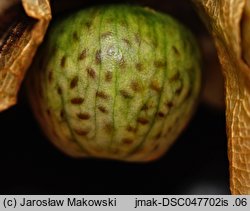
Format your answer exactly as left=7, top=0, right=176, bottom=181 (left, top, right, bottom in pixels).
left=192, top=0, right=250, bottom=194
left=0, top=0, right=51, bottom=111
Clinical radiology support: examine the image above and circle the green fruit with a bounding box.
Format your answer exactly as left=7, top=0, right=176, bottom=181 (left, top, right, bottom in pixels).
left=27, top=5, right=201, bottom=161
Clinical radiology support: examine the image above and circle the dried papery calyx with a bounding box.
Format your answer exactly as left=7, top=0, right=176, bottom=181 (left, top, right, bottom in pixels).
left=0, top=0, right=51, bottom=111
left=192, top=0, right=250, bottom=194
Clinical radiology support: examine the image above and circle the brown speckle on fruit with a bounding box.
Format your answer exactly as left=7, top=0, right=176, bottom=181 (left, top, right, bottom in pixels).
left=135, top=63, right=143, bottom=72
left=154, top=60, right=166, bottom=68
left=73, top=31, right=79, bottom=41
left=48, top=71, right=53, bottom=82
left=122, top=138, right=134, bottom=145
left=184, top=88, right=192, bottom=101
left=134, top=33, right=141, bottom=45
left=85, top=21, right=92, bottom=28
left=60, top=109, right=65, bottom=119
left=57, top=86, right=62, bottom=95
left=105, top=71, right=112, bottom=82
left=170, top=71, right=180, bottom=82
left=141, top=104, right=149, bottom=111
left=77, top=112, right=90, bottom=120
left=137, top=117, right=149, bottom=125
left=154, top=132, right=161, bottom=139
left=175, top=81, right=183, bottom=95
left=60, top=56, right=66, bottom=68
left=104, top=122, right=113, bottom=134
left=98, top=105, right=108, bottom=113
left=78, top=49, right=87, bottom=60
left=150, top=80, right=161, bottom=92
left=71, top=97, right=84, bottom=105
left=96, top=91, right=109, bottom=99
left=165, top=101, right=174, bottom=109
left=158, top=111, right=165, bottom=118
left=86, top=67, right=96, bottom=79
left=172, top=46, right=180, bottom=56
left=119, top=57, right=126, bottom=69
left=74, top=128, right=90, bottom=136
left=153, top=144, right=160, bottom=151
left=130, top=80, right=141, bottom=92
left=70, top=76, right=79, bottom=89
left=126, top=125, right=137, bottom=133
left=122, top=38, right=131, bottom=47
left=95, top=49, right=102, bottom=64
left=120, top=90, right=132, bottom=99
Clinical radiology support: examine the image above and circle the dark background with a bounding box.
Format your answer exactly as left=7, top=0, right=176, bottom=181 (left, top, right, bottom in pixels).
left=0, top=0, right=230, bottom=194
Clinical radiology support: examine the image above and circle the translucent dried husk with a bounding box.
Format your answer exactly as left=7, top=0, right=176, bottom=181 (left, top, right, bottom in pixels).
left=192, top=0, right=250, bottom=195
left=0, top=0, right=249, bottom=194
left=0, top=0, right=51, bottom=111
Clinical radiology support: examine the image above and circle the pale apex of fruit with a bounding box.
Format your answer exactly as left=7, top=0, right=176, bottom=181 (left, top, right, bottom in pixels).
left=27, top=5, right=201, bottom=161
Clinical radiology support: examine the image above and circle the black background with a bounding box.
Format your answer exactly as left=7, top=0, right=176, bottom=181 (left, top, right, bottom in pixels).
left=0, top=0, right=230, bottom=194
